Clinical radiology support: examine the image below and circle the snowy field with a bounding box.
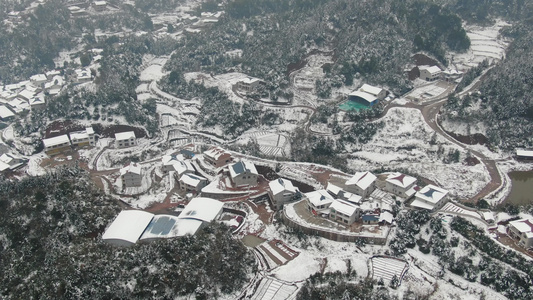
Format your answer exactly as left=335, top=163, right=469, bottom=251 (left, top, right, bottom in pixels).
left=404, top=82, right=448, bottom=102
left=348, top=108, right=490, bottom=199
left=370, top=256, right=409, bottom=285
left=449, top=20, right=510, bottom=70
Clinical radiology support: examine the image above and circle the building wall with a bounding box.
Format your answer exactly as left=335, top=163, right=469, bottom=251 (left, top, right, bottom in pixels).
left=205, top=154, right=232, bottom=168
left=45, top=144, right=71, bottom=155
left=269, top=190, right=295, bottom=210
left=384, top=182, right=415, bottom=198
left=122, top=173, right=142, bottom=187
left=345, top=184, right=374, bottom=198
left=232, top=173, right=258, bottom=187
left=115, top=137, right=136, bottom=148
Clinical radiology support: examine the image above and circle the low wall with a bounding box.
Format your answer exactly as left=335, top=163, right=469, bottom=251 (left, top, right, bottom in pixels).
left=282, top=210, right=388, bottom=245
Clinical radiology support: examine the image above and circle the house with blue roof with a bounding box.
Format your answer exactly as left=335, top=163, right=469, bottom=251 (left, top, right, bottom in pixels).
left=411, top=184, right=449, bottom=211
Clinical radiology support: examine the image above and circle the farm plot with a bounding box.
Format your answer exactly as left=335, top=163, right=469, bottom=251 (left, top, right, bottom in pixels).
left=370, top=256, right=409, bottom=285
left=250, top=277, right=298, bottom=300
left=440, top=202, right=482, bottom=219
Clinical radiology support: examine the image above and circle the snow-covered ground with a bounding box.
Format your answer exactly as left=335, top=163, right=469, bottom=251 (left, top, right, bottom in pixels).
left=348, top=108, right=490, bottom=199
left=449, top=20, right=511, bottom=70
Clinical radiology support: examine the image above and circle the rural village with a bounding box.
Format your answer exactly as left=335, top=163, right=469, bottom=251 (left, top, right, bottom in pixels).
left=0, top=0, right=532, bottom=299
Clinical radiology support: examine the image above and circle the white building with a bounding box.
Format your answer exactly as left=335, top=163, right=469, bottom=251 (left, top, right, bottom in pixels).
left=69, top=127, right=95, bottom=147
left=235, top=77, right=263, bottom=94
left=359, top=84, right=387, bottom=100
left=30, top=74, right=47, bottom=86
left=411, top=184, right=449, bottom=211
left=120, top=163, right=142, bottom=187
left=115, top=131, right=136, bottom=148
left=171, top=160, right=195, bottom=177
left=43, top=134, right=71, bottom=155
left=345, top=171, right=377, bottom=198
left=102, top=210, right=155, bottom=246
left=419, top=65, right=442, bottom=81
left=329, top=199, right=360, bottom=225
left=508, top=219, right=533, bottom=248
left=384, top=172, right=417, bottom=199
left=306, top=190, right=334, bottom=213
left=93, top=0, right=107, bottom=11
left=268, top=178, right=299, bottom=210
left=0, top=153, right=26, bottom=172
left=229, top=160, right=258, bottom=187
left=75, top=68, right=92, bottom=83
left=179, top=173, right=208, bottom=193
left=29, top=97, right=46, bottom=111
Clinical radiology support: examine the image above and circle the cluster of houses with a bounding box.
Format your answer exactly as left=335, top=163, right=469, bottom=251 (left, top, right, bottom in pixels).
left=68, top=1, right=109, bottom=17
left=0, top=66, right=95, bottom=122
left=42, top=127, right=96, bottom=155
left=287, top=171, right=450, bottom=227
left=102, top=197, right=224, bottom=246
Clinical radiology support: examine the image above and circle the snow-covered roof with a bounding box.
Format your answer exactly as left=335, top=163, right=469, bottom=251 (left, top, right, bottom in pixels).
left=326, top=182, right=342, bottom=197
left=229, top=160, right=258, bottom=178
left=0, top=161, right=10, bottom=172
left=172, top=160, right=194, bottom=174
left=18, top=89, right=35, bottom=100
left=419, top=65, right=442, bottom=75
left=43, top=134, right=70, bottom=148
left=415, top=184, right=448, bottom=204
left=379, top=211, right=394, bottom=224
left=269, top=178, right=297, bottom=196
left=139, top=214, right=180, bottom=240
left=239, top=77, right=261, bottom=84
left=346, top=171, right=377, bottom=190
left=386, top=172, right=417, bottom=189
left=180, top=173, right=206, bottom=187
left=410, top=199, right=435, bottom=210
left=120, top=163, right=142, bottom=175
left=306, top=190, right=334, bottom=207
left=360, top=201, right=380, bottom=212
left=115, top=131, right=136, bottom=141
left=330, top=200, right=358, bottom=216
left=30, top=74, right=47, bottom=82
left=178, top=197, right=223, bottom=223
left=69, top=131, right=88, bottom=141
left=102, top=210, right=154, bottom=244
left=86, top=126, right=94, bottom=135
left=204, top=146, right=231, bottom=160
left=29, top=97, right=45, bottom=106
left=348, top=90, right=378, bottom=104
left=45, top=70, right=61, bottom=77
left=509, top=219, right=533, bottom=233
left=482, top=211, right=494, bottom=221
left=0, top=105, right=15, bottom=119
left=162, top=154, right=184, bottom=165
left=516, top=150, right=533, bottom=158
left=359, top=84, right=383, bottom=96
left=94, top=0, right=107, bottom=5
left=344, top=192, right=362, bottom=204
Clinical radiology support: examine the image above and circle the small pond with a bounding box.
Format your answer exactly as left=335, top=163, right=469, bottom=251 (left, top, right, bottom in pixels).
left=505, top=170, right=533, bottom=206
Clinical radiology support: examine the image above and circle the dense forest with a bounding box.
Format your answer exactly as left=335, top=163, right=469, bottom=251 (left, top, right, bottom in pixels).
left=0, top=166, right=255, bottom=299
left=441, top=2, right=533, bottom=150
left=162, top=0, right=470, bottom=97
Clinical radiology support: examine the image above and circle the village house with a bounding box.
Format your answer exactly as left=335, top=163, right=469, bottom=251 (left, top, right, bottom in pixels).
left=268, top=178, right=299, bottom=210
left=29, top=97, right=46, bottom=111
left=162, top=154, right=186, bottom=172
left=235, top=77, right=263, bottom=94
left=45, top=70, right=61, bottom=80
left=179, top=173, right=208, bottom=193
left=30, top=74, right=47, bottom=86
left=348, top=84, right=386, bottom=107
left=384, top=172, right=417, bottom=199
left=171, top=160, right=195, bottom=177
left=44, top=75, right=64, bottom=90
left=203, top=146, right=232, bottom=168
left=17, top=89, right=35, bottom=101
left=508, top=218, right=533, bottom=248
left=69, top=127, right=96, bottom=147
left=345, top=171, right=377, bottom=198
left=115, top=131, right=136, bottom=148
left=75, top=68, right=92, bottom=83
left=120, top=163, right=142, bottom=187
left=229, top=160, right=258, bottom=187
left=442, top=69, right=463, bottom=82
left=0, top=105, right=15, bottom=121
left=326, top=183, right=362, bottom=205
left=418, top=65, right=442, bottom=81
left=329, top=199, right=360, bottom=225
left=516, top=149, right=533, bottom=160
left=306, top=190, right=334, bottom=214
left=43, top=134, right=71, bottom=155
left=0, top=153, right=26, bottom=172
left=411, top=184, right=449, bottom=211
left=93, top=0, right=107, bottom=11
